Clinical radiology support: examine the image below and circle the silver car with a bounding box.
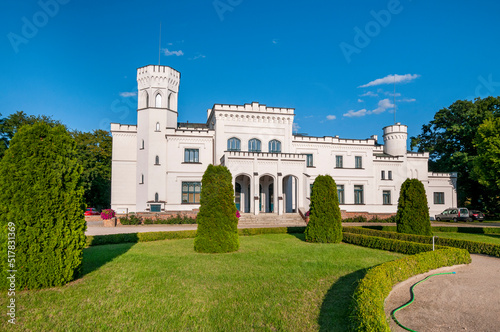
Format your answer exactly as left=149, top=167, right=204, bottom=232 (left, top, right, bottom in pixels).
left=435, top=208, right=471, bottom=222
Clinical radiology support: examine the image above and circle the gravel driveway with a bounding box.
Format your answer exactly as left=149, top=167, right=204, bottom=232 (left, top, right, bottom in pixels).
left=385, top=254, right=500, bottom=331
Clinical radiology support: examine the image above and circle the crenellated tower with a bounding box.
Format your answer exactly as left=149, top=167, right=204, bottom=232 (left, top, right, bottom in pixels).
left=383, top=123, right=408, bottom=156
left=136, top=65, right=180, bottom=212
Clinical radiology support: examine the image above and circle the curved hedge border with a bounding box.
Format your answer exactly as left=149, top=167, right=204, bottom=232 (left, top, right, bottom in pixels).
left=360, top=225, right=500, bottom=234
left=349, top=248, right=471, bottom=331
left=344, top=226, right=500, bottom=257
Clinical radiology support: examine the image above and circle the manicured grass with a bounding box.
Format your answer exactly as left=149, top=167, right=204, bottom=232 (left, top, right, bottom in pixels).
left=433, top=231, right=500, bottom=245
left=2, top=234, right=402, bottom=331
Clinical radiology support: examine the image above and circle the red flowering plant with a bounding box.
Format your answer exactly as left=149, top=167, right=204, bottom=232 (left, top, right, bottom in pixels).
left=101, top=209, right=115, bottom=220
left=236, top=210, right=240, bottom=218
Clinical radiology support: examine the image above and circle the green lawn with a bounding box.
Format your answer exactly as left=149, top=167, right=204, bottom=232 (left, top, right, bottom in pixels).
left=433, top=231, right=500, bottom=245
left=2, top=233, right=402, bottom=331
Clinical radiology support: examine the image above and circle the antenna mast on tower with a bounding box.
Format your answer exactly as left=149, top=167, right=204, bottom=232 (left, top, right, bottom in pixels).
left=158, top=22, right=162, bottom=65
left=393, top=75, right=396, bottom=124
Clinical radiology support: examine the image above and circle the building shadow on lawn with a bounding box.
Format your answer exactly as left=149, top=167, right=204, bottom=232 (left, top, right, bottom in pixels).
left=318, top=268, right=368, bottom=332
left=81, top=241, right=137, bottom=277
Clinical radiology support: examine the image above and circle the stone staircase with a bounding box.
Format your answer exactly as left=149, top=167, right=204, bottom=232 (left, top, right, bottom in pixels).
left=238, top=213, right=306, bottom=225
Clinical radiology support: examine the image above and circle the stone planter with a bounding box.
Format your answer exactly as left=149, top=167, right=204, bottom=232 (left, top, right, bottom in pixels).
left=103, top=217, right=116, bottom=227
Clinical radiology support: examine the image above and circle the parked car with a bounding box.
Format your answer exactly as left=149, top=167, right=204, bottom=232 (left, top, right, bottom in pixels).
left=84, top=207, right=100, bottom=216
left=435, top=207, right=472, bottom=222
left=469, top=210, right=485, bottom=221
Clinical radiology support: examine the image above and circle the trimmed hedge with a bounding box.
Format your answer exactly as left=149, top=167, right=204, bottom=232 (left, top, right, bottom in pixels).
left=344, top=226, right=500, bottom=257
left=349, top=248, right=471, bottom=331
left=305, top=175, right=342, bottom=243
left=342, top=233, right=447, bottom=255
left=194, top=165, right=239, bottom=253
left=396, top=179, right=432, bottom=236
left=85, top=227, right=307, bottom=247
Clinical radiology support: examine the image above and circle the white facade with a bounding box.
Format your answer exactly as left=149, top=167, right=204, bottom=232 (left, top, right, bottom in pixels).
left=111, top=65, right=457, bottom=218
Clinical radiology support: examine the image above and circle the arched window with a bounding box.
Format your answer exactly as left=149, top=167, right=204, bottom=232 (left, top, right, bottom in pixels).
left=167, top=93, right=172, bottom=109
left=155, top=93, right=162, bottom=108
left=140, top=174, right=144, bottom=184
left=141, top=139, right=144, bottom=149
left=155, top=155, right=159, bottom=165
left=155, top=122, right=160, bottom=131
left=227, top=137, right=241, bottom=151
left=145, top=91, right=149, bottom=108
left=155, top=193, right=159, bottom=202
left=248, top=138, right=261, bottom=152
left=269, top=139, right=281, bottom=153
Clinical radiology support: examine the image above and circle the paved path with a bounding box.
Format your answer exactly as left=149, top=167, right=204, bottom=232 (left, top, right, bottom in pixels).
left=385, top=254, right=500, bottom=332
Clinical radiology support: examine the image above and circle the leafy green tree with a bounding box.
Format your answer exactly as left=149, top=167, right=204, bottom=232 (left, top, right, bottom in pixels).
left=0, top=122, right=86, bottom=290
left=0, top=111, right=62, bottom=159
left=473, top=117, right=500, bottom=199
left=396, top=179, right=432, bottom=236
left=72, top=130, right=112, bottom=210
left=194, top=164, right=239, bottom=253
left=410, top=96, right=500, bottom=213
left=305, top=175, right=342, bottom=243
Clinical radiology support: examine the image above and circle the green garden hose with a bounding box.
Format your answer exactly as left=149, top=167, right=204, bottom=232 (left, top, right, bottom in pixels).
left=391, top=272, right=456, bottom=332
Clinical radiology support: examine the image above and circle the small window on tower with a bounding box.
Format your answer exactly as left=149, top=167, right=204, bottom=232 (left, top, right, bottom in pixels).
left=155, top=93, right=162, bottom=108
left=155, top=122, right=160, bottom=132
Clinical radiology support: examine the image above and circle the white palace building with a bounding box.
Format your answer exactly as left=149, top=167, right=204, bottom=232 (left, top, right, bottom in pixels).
left=111, top=64, right=457, bottom=219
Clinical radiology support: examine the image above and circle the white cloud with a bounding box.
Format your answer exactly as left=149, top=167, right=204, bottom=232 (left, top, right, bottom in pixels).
left=343, top=109, right=368, bottom=117
left=292, top=122, right=300, bottom=133
left=385, top=91, right=401, bottom=97
left=326, top=115, right=336, bottom=120
left=120, top=92, right=137, bottom=97
left=190, top=54, right=206, bottom=60
left=358, top=74, right=420, bottom=88
left=272, top=39, right=278, bottom=44
left=162, top=48, right=184, bottom=56
left=343, top=98, right=394, bottom=118
left=360, top=91, right=378, bottom=97
left=357, top=98, right=364, bottom=103
left=400, top=98, right=416, bottom=102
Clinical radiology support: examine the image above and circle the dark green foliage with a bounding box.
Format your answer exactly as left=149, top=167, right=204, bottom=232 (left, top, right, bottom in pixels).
left=71, top=129, right=112, bottom=211
left=0, top=123, right=86, bottom=290
left=396, top=179, right=432, bottom=236
left=349, top=248, right=471, bottom=331
left=342, top=233, right=444, bottom=254
left=194, top=165, right=239, bottom=253
left=305, top=175, right=342, bottom=243
left=153, top=214, right=197, bottom=224
left=119, top=214, right=142, bottom=225
left=343, top=226, right=500, bottom=257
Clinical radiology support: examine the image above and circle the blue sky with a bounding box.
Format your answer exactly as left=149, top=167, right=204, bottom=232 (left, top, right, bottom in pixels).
left=1, top=0, right=499, bottom=143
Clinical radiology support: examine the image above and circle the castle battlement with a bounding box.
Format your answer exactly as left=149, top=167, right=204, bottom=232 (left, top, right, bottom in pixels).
left=213, top=102, right=294, bottom=115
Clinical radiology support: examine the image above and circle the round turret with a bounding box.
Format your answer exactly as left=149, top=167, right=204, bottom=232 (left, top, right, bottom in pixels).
left=383, top=123, right=408, bottom=156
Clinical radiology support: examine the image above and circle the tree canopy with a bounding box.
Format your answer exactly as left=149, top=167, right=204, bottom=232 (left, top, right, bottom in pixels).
left=410, top=96, right=500, bottom=215
left=473, top=117, right=500, bottom=193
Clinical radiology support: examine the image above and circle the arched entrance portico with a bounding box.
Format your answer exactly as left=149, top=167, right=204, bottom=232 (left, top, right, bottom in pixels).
left=283, top=175, right=299, bottom=213
left=259, top=175, right=275, bottom=213
left=235, top=174, right=251, bottom=213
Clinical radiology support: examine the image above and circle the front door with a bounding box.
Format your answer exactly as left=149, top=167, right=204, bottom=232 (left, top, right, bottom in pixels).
left=235, top=183, right=241, bottom=211
left=268, top=183, right=274, bottom=213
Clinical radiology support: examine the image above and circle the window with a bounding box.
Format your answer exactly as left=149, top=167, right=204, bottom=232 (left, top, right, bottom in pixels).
left=354, top=185, right=364, bottom=204
left=355, top=156, right=362, bottom=169
left=167, top=93, right=171, bottom=109
left=383, top=190, right=391, bottom=205
left=337, top=185, right=344, bottom=204
left=140, top=139, right=144, bottom=150
left=155, top=93, right=162, bottom=108
left=150, top=204, right=161, bottom=212
left=310, top=183, right=314, bottom=197
left=335, top=155, right=343, bottom=168
left=248, top=138, right=261, bottom=152
left=154, top=192, right=159, bottom=202
left=140, top=174, right=144, bottom=184
left=227, top=137, right=241, bottom=151
left=434, top=192, right=445, bottom=204
left=381, top=170, right=385, bottom=180
left=155, top=122, right=160, bottom=131
left=145, top=91, right=149, bottom=108
left=184, top=149, right=199, bottom=163
left=388, top=170, right=392, bottom=180
left=306, top=154, right=313, bottom=167
left=182, top=182, right=201, bottom=204
left=155, top=155, right=160, bottom=165
left=269, top=139, right=281, bottom=153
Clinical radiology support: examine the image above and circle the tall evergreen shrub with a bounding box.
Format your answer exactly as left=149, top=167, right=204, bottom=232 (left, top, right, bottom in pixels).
left=0, top=123, right=86, bottom=290
left=194, top=165, right=239, bottom=253
left=396, top=178, right=432, bottom=236
left=305, top=175, right=342, bottom=243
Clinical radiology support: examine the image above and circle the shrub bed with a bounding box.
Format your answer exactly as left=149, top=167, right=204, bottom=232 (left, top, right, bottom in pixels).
left=349, top=248, right=471, bottom=331
left=341, top=215, right=396, bottom=223
left=344, top=227, right=500, bottom=257
left=342, top=233, right=446, bottom=255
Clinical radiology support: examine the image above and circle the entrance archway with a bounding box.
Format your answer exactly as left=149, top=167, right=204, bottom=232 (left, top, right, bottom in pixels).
left=259, top=175, right=275, bottom=213
left=235, top=174, right=251, bottom=213
left=283, top=175, right=298, bottom=213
